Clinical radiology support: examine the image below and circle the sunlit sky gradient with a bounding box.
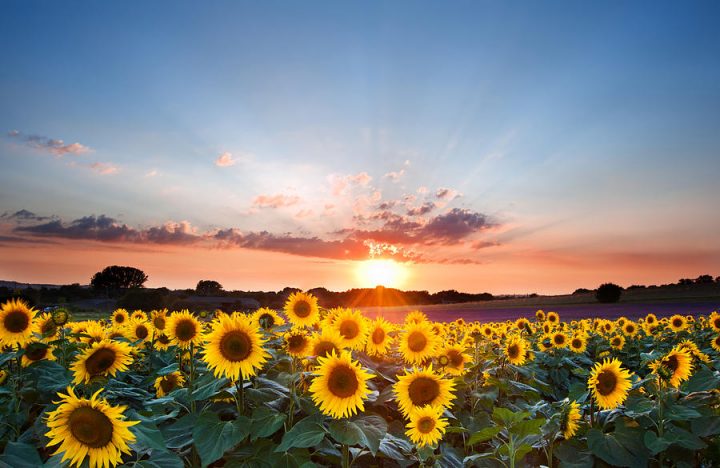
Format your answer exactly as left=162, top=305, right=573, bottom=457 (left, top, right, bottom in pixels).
left=1, top=1, right=719, bottom=294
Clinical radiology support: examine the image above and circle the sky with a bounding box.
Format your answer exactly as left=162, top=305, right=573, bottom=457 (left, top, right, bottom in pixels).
left=1, top=1, right=719, bottom=294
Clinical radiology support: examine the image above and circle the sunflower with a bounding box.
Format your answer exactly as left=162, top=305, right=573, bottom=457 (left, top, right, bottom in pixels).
left=707, top=311, right=720, bottom=332
left=504, top=336, right=528, bottom=365
left=52, top=308, right=70, bottom=326
left=80, top=322, right=107, bottom=345
left=365, top=317, right=394, bottom=356
left=546, top=311, right=559, bottom=324
left=151, top=310, right=167, bottom=331
left=333, top=308, right=369, bottom=350
left=154, top=371, right=186, bottom=397
left=535, top=310, right=546, bottom=321
left=309, top=328, right=345, bottom=358
left=394, top=367, right=455, bottom=417
left=440, top=344, right=471, bottom=375
left=678, top=339, right=711, bottom=364
left=126, top=319, right=153, bottom=343
left=45, top=387, right=138, bottom=468
left=71, top=339, right=134, bottom=385
left=405, top=405, right=448, bottom=448
left=609, top=334, right=625, bottom=350
left=622, top=321, right=638, bottom=337
left=131, top=310, right=147, bottom=321
left=106, top=326, right=130, bottom=342
left=561, top=401, right=582, bottom=439
left=569, top=335, right=587, bottom=353
left=309, top=350, right=373, bottom=419
left=283, top=292, right=320, bottom=327
left=251, top=307, right=286, bottom=329
left=165, top=310, right=204, bottom=349
left=38, top=312, right=58, bottom=338
left=649, top=346, right=693, bottom=388
left=587, top=358, right=633, bottom=410
left=0, top=299, right=38, bottom=346
left=202, top=313, right=270, bottom=380
left=111, top=309, right=129, bottom=327
left=284, top=329, right=311, bottom=357
left=399, top=320, right=440, bottom=365
left=551, top=332, right=568, bottom=349
left=405, top=310, right=428, bottom=324
left=668, top=314, right=687, bottom=332
left=21, top=340, right=56, bottom=367
left=711, top=335, right=720, bottom=353
left=645, top=313, right=658, bottom=327
left=515, top=318, right=531, bottom=333
left=153, top=333, right=172, bottom=351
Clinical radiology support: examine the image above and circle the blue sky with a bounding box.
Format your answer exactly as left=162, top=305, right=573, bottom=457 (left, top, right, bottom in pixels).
left=1, top=1, right=719, bottom=292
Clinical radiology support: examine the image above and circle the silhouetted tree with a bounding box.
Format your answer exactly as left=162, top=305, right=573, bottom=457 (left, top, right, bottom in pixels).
left=695, top=274, right=714, bottom=284
left=196, top=280, right=223, bottom=296
left=678, top=278, right=693, bottom=285
left=572, top=288, right=591, bottom=295
left=90, top=266, right=148, bottom=295
left=596, top=283, right=622, bottom=303
left=117, top=288, right=170, bottom=310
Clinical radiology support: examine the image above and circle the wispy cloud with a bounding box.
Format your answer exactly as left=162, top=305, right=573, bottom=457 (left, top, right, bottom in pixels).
left=89, top=162, right=118, bottom=175
left=328, top=172, right=372, bottom=196
left=7, top=130, right=91, bottom=156
left=436, top=187, right=461, bottom=201
left=384, top=159, right=410, bottom=182
left=252, top=194, right=301, bottom=209
left=215, top=152, right=236, bottom=167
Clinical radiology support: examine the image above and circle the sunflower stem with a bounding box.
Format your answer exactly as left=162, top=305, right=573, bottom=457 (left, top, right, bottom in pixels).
left=235, top=378, right=245, bottom=415
left=288, top=357, right=297, bottom=428
left=341, top=443, right=350, bottom=468
left=188, top=342, right=196, bottom=414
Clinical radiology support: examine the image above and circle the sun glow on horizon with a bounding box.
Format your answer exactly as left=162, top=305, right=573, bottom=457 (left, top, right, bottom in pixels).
left=355, top=259, right=409, bottom=288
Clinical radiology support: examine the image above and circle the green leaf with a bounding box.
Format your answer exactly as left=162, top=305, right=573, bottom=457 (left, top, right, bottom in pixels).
left=192, top=412, right=251, bottom=467
left=664, top=401, right=702, bottom=421
left=683, top=367, right=720, bottom=393
left=190, top=373, right=230, bottom=401
left=250, top=406, right=287, bottom=441
left=468, top=426, right=502, bottom=445
left=327, top=415, right=387, bottom=456
left=130, top=418, right=168, bottom=452
left=511, top=418, right=545, bottom=438
left=134, top=450, right=184, bottom=468
left=643, top=431, right=672, bottom=455
left=554, top=439, right=594, bottom=468
left=587, top=427, right=648, bottom=468
left=156, top=362, right=180, bottom=376
left=378, top=433, right=413, bottom=461
left=0, top=442, right=42, bottom=468
left=275, top=415, right=326, bottom=452
left=664, top=424, right=707, bottom=450
left=162, top=413, right=197, bottom=450
left=691, top=416, right=720, bottom=437
left=492, top=407, right=529, bottom=426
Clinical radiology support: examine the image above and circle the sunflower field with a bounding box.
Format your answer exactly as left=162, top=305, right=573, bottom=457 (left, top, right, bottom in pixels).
left=1, top=294, right=720, bottom=468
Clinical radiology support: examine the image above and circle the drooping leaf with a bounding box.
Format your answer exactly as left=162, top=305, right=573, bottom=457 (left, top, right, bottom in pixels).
left=193, top=411, right=251, bottom=467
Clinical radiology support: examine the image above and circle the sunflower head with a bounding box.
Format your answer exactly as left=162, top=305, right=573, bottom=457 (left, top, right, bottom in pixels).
left=202, top=313, right=270, bottom=380
left=284, top=329, right=311, bottom=357
left=22, top=340, right=56, bottom=367
left=504, top=336, right=528, bottom=365
left=405, top=310, right=428, bottom=325
left=111, top=309, right=129, bottom=326
left=309, top=328, right=345, bottom=359
left=394, top=366, right=455, bottom=417
left=154, top=371, right=186, bottom=397
left=252, top=307, right=286, bottom=329
left=399, top=320, right=440, bottom=365
left=561, top=401, right=582, bottom=439
left=588, top=358, right=633, bottom=410
left=365, top=317, right=394, bottom=356
left=610, top=334, right=625, bottom=350
left=405, top=405, right=448, bottom=448
left=308, top=350, right=373, bottom=418
left=441, top=344, right=471, bottom=375
left=151, top=310, right=167, bottom=330
left=166, top=310, right=203, bottom=349
left=668, top=314, right=687, bottom=332
left=569, top=335, right=587, bottom=353
left=332, top=308, right=369, bottom=350
left=71, top=339, right=135, bottom=385
left=52, top=308, right=70, bottom=326
left=650, top=346, right=693, bottom=388
left=45, top=387, right=139, bottom=468
left=283, top=292, right=320, bottom=328
left=535, top=310, right=546, bottom=321
left=0, top=299, right=38, bottom=346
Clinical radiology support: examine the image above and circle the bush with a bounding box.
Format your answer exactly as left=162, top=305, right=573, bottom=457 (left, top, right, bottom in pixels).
left=596, top=283, right=622, bottom=303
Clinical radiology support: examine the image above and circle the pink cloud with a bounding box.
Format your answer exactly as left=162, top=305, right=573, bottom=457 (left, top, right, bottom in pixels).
left=253, top=194, right=301, bottom=209
left=215, top=152, right=236, bottom=167
left=328, top=172, right=372, bottom=196
left=89, top=162, right=118, bottom=175
left=8, top=130, right=91, bottom=156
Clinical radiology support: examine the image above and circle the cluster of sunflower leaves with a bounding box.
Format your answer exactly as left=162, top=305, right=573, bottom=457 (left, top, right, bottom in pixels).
left=0, top=296, right=720, bottom=468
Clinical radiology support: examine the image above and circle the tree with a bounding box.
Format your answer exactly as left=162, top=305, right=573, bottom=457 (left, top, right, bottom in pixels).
left=117, top=288, right=169, bottom=310
left=596, top=283, right=622, bottom=303
left=90, top=266, right=148, bottom=294
left=196, top=280, right=223, bottom=296
left=695, top=274, right=714, bottom=284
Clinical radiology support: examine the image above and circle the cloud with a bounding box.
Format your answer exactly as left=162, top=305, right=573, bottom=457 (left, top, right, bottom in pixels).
left=0, top=209, right=53, bottom=222
left=7, top=130, right=91, bottom=156
left=89, top=162, right=118, bottom=175
left=253, top=194, right=301, bottom=209
left=435, top=187, right=461, bottom=201
left=10, top=207, right=497, bottom=263
left=328, top=172, right=372, bottom=196
left=471, top=240, right=501, bottom=249
left=145, top=170, right=159, bottom=178
left=384, top=169, right=405, bottom=181
left=215, top=152, right=236, bottom=167
left=407, top=202, right=436, bottom=216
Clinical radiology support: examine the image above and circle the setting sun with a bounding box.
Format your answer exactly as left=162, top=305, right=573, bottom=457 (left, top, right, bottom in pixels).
left=356, top=259, right=408, bottom=288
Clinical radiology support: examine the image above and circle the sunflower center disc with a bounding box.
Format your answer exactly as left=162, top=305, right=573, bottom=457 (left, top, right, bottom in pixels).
left=339, top=320, right=359, bottom=339
left=41, top=320, right=56, bottom=335
left=417, top=416, right=436, bottom=434
left=114, top=315, right=125, bottom=324
left=153, top=317, right=166, bottom=329
left=85, top=348, right=117, bottom=375
left=313, top=341, right=338, bottom=358
left=665, top=354, right=679, bottom=372
left=572, top=339, right=582, bottom=349
left=157, top=334, right=170, bottom=345
left=4, top=310, right=30, bottom=333
left=714, top=318, right=720, bottom=329
left=407, top=331, right=428, bottom=352
left=69, top=406, right=114, bottom=448
left=554, top=334, right=565, bottom=345
left=408, top=376, right=440, bottom=406
left=136, top=325, right=149, bottom=340
left=219, top=331, right=252, bottom=362
left=294, top=301, right=311, bottom=318
left=596, top=369, right=618, bottom=396
left=673, top=319, right=683, bottom=328
left=175, top=320, right=197, bottom=341
left=507, top=344, right=519, bottom=359
left=160, top=374, right=178, bottom=393
left=328, top=364, right=359, bottom=398
left=448, top=350, right=463, bottom=367
left=288, top=335, right=306, bottom=352
left=372, top=328, right=385, bottom=344
left=25, top=343, right=48, bottom=361
left=259, top=314, right=275, bottom=329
